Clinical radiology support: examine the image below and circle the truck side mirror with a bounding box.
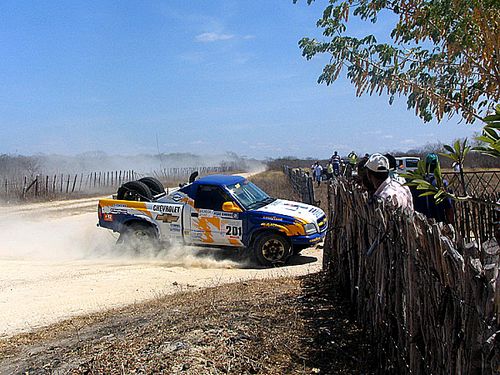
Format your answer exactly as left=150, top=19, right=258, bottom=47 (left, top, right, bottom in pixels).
left=222, top=201, right=242, bottom=213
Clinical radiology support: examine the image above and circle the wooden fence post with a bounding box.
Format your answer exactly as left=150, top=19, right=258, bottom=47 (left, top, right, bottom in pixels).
left=71, top=174, right=77, bottom=193
left=65, top=175, right=70, bottom=193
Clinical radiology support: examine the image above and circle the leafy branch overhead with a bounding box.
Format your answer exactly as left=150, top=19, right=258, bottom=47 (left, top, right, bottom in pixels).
left=474, top=104, right=500, bottom=158
left=295, top=0, right=500, bottom=123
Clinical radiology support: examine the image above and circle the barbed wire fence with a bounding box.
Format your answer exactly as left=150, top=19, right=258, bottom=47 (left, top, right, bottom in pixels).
left=1, top=165, right=235, bottom=202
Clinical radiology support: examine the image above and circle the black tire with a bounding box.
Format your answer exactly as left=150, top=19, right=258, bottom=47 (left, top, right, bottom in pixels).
left=138, top=177, right=165, bottom=196
left=254, top=232, right=291, bottom=267
left=117, top=222, right=158, bottom=253
left=117, top=181, right=153, bottom=201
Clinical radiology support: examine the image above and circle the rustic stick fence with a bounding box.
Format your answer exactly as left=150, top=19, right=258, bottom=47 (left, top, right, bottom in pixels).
left=323, top=178, right=499, bottom=374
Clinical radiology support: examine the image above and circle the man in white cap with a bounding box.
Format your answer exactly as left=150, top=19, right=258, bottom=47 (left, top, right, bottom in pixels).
left=365, top=153, right=414, bottom=211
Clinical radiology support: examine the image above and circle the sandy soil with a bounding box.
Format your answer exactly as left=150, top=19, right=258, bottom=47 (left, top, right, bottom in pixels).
left=0, top=193, right=321, bottom=339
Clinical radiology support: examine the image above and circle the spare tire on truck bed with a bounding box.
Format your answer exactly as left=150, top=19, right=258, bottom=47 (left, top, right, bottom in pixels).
left=138, top=177, right=165, bottom=196
left=117, top=181, right=153, bottom=201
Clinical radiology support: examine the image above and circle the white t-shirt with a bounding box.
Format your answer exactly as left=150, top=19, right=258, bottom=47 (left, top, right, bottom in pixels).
left=313, top=164, right=323, bottom=177
left=374, top=177, right=414, bottom=211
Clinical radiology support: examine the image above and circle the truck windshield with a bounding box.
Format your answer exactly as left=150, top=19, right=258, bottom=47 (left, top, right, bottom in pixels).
left=227, top=180, right=275, bottom=210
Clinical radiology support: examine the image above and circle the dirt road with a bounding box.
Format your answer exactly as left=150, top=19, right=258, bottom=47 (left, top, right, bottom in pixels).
left=0, top=195, right=322, bottom=339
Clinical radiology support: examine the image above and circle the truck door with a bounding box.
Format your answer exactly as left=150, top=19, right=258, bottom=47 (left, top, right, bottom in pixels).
left=190, top=184, right=243, bottom=246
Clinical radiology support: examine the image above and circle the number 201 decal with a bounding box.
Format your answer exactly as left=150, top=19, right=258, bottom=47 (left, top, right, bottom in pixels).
left=225, top=225, right=242, bottom=237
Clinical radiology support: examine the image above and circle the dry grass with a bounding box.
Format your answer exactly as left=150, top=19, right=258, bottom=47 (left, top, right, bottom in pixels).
left=249, top=170, right=301, bottom=202
left=0, top=274, right=375, bottom=374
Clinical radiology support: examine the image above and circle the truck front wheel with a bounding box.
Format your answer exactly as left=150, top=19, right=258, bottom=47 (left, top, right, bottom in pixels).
left=254, top=233, right=291, bottom=267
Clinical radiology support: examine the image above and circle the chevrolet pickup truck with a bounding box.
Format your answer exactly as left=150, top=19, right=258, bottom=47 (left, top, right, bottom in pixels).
left=97, top=174, right=327, bottom=266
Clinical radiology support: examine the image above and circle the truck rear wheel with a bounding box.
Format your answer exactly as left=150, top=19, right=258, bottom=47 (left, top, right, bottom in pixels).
left=254, top=233, right=291, bottom=267
left=138, top=177, right=165, bottom=196
left=117, top=181, right=153, bottom=201
left=117, top=222, right=158, bottom=253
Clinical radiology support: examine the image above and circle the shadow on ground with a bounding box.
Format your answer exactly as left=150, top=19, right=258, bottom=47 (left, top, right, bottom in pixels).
left=192, top=246, right=319, bottom=269
left=297, top=272, right=377, bottom=374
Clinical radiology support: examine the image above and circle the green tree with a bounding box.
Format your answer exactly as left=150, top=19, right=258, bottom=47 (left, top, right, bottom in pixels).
left=295, top=0, right=500, bottom=123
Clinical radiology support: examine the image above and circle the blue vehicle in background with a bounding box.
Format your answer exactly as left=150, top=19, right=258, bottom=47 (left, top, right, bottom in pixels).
left=98, top=174, right=327, bottom=266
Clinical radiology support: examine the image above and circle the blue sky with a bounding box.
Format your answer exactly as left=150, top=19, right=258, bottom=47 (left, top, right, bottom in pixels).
left=0, top=0, right=482, bottom=159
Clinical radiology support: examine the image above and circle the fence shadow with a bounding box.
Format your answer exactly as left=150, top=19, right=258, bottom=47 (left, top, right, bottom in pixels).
left=295, top=272, right=377, bottom=374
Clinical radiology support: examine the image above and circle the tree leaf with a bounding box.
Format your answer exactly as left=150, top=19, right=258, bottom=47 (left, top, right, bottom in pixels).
left=443, top=145, right=455, bottom=153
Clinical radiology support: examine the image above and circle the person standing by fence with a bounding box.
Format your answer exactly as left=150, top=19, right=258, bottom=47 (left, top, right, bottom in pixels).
left=365, top=153, right=414, bottom=210
left=330, top=151, right=341, bottom=177
left=311, top=161, right=323, bottom=187
left=326, top=161, right=334, bottom=180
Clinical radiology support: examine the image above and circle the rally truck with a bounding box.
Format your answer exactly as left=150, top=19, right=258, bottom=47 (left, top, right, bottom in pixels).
left=97, top=174, right=327, bottom=266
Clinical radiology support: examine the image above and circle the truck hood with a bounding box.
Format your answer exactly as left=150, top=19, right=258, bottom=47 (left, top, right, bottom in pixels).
left=255, top=199, right=325, bottom=224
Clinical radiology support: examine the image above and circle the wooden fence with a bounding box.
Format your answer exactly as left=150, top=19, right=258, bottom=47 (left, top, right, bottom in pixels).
left=443, top=170, right=500, bottom=196
left=1, top=166, right=234, bottom=202
left=1, top=170, right=138, bottom=201
left=440, top=170, right=499, bottom=245
left=282, top=166, right=315, bottom=205
left=324, top=178, right=499, bottom=374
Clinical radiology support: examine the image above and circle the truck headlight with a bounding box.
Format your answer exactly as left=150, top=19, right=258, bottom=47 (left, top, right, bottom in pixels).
left=304, top=223, right=317, bottom=235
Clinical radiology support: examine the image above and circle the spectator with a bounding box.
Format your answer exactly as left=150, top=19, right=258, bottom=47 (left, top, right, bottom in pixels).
left=330, top=151, right=341, bottom=176
left=384, top=153, right=406, bottom=184
left=412, top=153, right=454, bottom=224
left=355, top=155, right=375, bottom=194
left=452, top=162, right=460, bottom=173
left=365, top=153, right=414, bottom=210
left=326, top=161, right=334, bottom=180
left=312, top=161, right=323, bottom=187
left=348, top=151, right=358, bottom=166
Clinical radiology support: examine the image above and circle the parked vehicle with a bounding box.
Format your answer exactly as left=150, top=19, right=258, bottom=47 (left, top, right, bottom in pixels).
left=395, top=156, right=420, bottom=173
left=98, top=174, right=327, bottom=266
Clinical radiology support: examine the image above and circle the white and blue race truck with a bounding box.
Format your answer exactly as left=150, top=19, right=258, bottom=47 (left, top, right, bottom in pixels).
left=98, top=174, right=327, bottom=266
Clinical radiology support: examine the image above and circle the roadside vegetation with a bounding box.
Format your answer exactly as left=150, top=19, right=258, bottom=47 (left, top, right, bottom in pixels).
left=249, top=170, right=301, bottom=201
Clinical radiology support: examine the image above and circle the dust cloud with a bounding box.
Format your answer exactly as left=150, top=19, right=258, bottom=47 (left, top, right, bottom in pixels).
left=0, top=198, right=320, bottom=338
left=0, top=210, right=241, bottom=269
left=1, top=152, right=264, bottom=177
